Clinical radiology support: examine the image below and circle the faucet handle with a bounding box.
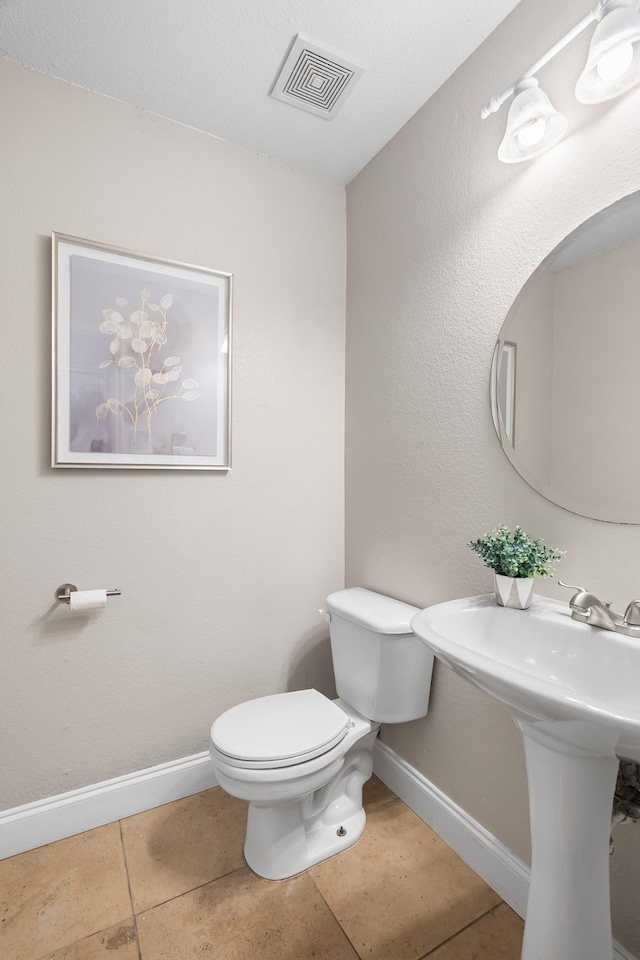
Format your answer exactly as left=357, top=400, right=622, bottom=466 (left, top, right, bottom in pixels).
left=558, top=580, right=587, bottom=596
left=623, top=600, right=640, bottom=626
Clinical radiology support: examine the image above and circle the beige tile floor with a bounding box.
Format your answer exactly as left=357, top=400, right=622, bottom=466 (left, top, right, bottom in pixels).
left=0, top=777, right=524, bottom=960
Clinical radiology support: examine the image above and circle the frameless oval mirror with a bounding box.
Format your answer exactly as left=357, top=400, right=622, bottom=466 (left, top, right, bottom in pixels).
left=491, top=189, right=640, bottom=523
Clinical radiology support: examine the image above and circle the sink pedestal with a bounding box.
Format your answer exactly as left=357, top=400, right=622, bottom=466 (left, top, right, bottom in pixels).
left=410, top=595, right=638, bottom=960
left=518, top=721, right=619, bottom=960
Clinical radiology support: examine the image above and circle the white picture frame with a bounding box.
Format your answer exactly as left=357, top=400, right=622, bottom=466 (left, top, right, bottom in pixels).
left=52, top=233, right=231, bottom=469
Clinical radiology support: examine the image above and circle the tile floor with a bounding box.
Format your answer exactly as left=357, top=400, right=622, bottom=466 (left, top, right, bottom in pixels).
left=0, top=777, right=524, bottom=960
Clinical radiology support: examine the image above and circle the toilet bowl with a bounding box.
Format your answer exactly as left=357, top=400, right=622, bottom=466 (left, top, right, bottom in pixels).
left=209, top=588, right=434, bottom=880
left=211, top=691, right=378, bottom=879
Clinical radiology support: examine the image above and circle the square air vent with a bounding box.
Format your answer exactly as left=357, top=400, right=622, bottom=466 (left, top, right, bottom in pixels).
left=270, top=35, right=364, bottom=120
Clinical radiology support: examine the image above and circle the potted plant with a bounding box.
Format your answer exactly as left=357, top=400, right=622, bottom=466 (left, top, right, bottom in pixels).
left=468, top=524, right=565, bottom=609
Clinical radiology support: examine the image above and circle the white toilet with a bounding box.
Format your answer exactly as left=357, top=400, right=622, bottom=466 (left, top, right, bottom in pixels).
left=209, top=587, right=434, bottom=880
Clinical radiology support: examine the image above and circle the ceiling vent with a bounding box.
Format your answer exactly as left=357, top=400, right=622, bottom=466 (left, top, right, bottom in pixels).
left=270, top=35, right=364, bottom=120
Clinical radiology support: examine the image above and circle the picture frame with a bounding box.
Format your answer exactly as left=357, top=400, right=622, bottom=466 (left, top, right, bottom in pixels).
left=496, top=340, right=517, bottom=447
left=52, top=233, right=231, bottom=469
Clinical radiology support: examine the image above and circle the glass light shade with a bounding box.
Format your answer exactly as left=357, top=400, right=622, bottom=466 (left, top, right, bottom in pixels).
left=498, top=79, right=568, bottom=163
left=575, top=2, right=640, bottom=103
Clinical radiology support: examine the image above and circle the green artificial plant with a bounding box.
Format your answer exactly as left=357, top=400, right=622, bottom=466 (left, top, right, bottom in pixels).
left=468, top=525, right=565, bottom=579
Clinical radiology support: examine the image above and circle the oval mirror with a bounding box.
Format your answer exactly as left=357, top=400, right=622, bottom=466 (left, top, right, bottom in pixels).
left=491, top=189, right=640, bottom=523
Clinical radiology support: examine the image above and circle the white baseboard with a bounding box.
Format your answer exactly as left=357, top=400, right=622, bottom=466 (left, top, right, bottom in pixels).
left=0, top=752, right=217, bottom=860
left=1, top=740, right=636, bottom=960
left=373, top=739, right=637, bottom=960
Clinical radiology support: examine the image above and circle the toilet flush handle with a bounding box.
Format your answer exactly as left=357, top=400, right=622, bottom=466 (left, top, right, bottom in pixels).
left=318, top=609, right=331, bottom=624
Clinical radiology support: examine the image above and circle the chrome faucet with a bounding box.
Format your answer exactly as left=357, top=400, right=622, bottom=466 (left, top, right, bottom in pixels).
left=559, top=581, right=640, bottom=638
left=622, top=600, right=640, bottom=627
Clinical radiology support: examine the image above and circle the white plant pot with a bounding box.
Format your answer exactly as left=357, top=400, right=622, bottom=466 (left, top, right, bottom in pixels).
left=494, top=573, right=534, bottom=609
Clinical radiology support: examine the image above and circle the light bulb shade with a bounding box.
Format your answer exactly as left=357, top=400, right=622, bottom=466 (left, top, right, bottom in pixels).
left=575, top=2, right=640, bottom=103
left=498, top=79, right=568, bottom=163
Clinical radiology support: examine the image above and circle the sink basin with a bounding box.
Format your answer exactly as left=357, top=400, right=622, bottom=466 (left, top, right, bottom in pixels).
left=411, top=594, right=634, bottom=960
left=411, top=593, right=640, bottom=762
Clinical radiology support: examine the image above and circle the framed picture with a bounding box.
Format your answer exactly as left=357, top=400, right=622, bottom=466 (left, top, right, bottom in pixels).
left=52, top=234, right=231, bottom=469
left=496, top=340, right=517, bottom=447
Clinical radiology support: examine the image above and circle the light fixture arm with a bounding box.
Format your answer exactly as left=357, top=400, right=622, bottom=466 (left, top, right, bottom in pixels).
left=480, top=4, right=602, bottom=118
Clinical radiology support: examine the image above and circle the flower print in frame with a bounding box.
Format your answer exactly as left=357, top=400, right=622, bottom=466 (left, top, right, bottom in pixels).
left=52, top=234, right=231, bottom=469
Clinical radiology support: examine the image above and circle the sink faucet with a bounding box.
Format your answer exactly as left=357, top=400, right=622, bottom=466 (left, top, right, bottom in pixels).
left=559, top=581, right=640, bottom=638
left=623, top=600, right=640, bottom=627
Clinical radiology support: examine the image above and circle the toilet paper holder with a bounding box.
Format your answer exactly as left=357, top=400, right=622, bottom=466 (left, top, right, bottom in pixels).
left=56, top=583, right=122, bottom=603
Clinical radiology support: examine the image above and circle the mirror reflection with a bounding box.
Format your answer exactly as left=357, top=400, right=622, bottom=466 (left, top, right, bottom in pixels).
left=491, top=190, right=640, bottom=523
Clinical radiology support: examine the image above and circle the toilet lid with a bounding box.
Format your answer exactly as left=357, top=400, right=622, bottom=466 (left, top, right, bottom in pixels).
left=211, top=689, right=350, bottom=767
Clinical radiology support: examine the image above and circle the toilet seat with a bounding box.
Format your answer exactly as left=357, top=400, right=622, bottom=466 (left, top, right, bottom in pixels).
left=210, top=689, right=350, bottom=769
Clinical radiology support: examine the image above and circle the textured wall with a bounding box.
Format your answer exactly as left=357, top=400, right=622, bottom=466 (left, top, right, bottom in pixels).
left=0, top=59, right=346, bottom=809
left=346, top=0, right=640, bottom=952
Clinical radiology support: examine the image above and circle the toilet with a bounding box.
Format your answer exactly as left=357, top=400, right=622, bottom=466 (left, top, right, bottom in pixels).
left=209, top=587, right=434, bottom=880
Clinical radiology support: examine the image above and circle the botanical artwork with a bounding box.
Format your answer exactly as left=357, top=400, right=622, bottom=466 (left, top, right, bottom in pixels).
left=94, top=288, right=201, bottom=446
left=53, top=236, right=230, bottom=469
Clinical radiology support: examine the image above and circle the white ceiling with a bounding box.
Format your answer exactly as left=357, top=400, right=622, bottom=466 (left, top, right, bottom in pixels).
left=0, top=0, right=522, bottom=183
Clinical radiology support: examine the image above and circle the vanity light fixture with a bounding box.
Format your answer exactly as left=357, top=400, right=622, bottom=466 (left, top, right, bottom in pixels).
left=483, top=0, right=640, bottom=162
left=498, top=78, right=568, bottom=163
left=575, top=0, right=640, bottom=102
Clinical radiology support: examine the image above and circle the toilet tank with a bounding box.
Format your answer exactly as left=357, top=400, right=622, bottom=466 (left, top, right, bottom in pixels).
left=326, top=587, right=434, bottom=723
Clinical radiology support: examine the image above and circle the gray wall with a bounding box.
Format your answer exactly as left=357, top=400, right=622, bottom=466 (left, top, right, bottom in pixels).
left=346, top=0, right=640, bottom=952
left=0, top=58, right=346, bottom=809
left=551, top=239, right=640, bottom=517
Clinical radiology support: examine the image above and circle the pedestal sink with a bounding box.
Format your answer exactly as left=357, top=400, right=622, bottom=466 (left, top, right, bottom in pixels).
left=411, top=594, right=640, bottom=960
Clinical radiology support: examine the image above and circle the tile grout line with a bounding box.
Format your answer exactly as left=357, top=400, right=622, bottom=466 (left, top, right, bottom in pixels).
left=118, top=820, right=143, bottom=960
left=301, top=793, right=390, bottom=960
left=28, top=821, right=142, bottom=960
left=307, top=870, right=363, bottom=959
left=134, top=864, right=249, bottom=917
left=302, top=792, right=418, bottom=960
left=30, top=916, right=140, bottom=960
left=309, top=863, right=508, bottom=960
left=416, top=901, right=510, bottom=960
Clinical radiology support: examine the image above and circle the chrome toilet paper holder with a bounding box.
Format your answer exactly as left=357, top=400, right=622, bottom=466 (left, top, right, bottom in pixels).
left=56, top=583, right=122, bottom=603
